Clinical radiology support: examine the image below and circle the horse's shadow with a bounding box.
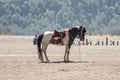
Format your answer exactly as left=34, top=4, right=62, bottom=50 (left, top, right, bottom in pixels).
left=40, top=60, right=89, bottom=64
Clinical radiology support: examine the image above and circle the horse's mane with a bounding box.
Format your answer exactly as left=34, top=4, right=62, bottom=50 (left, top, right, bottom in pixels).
left=69, top=26, right=79, bottom=31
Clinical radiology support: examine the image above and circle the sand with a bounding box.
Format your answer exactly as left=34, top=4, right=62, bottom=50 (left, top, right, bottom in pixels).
left=0, top=35, right=120, bottom=80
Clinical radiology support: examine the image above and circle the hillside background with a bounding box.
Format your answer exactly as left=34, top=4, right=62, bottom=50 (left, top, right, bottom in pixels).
left=0, top=0, right=120, bottom=35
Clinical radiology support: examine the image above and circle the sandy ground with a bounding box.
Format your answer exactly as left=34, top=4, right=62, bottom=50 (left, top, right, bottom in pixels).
left=0, top=35, right=120, bottom=80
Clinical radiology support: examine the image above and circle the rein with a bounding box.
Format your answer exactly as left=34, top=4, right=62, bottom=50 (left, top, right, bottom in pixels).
left=78, top=40, right=81, bottom=61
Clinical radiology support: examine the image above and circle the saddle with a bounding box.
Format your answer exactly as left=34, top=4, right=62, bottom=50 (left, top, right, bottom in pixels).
left=52, top=30, right=66, bottom=38
left=51, top=30, right=66, bottom=45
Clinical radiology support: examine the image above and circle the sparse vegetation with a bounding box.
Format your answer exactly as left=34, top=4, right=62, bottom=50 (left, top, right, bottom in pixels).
left=0, top=0, right=120, bottom=35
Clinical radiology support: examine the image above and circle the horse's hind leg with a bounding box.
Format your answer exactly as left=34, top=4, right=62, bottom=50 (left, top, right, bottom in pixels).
left=38, top=51, right=43, bottom=63
left=42, top=45, right=49, bottom=62
left=44, top=50, right=49, bottom=62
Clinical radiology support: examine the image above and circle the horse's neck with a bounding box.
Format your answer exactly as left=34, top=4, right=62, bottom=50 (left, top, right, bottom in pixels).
left=69, top=29, right=78, bottom=39
left=68, top=30, right=77, bottom=46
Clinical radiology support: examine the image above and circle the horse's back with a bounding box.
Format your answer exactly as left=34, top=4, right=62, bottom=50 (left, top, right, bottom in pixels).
left=44, top=31, right=54, bottom=35
left=41, top=30, right=69, bottom=46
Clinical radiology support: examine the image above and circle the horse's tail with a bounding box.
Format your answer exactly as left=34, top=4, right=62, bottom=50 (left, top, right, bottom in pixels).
left=37, top=33, right=44, bottom=61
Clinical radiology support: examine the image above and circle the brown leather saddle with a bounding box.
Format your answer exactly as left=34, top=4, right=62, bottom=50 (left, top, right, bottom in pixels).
left=50, top=30, right=66, bottom=44
left=52, top=30, right=66, bottom=38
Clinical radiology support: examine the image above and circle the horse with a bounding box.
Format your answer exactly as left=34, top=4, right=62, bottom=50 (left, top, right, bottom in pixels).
left=37, top=26, right=86, bottom=63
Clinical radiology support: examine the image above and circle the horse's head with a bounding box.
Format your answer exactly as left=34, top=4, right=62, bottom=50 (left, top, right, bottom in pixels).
left=78, top=26, right=86, bottom=41
left=69, top=26, right=86, bottom=41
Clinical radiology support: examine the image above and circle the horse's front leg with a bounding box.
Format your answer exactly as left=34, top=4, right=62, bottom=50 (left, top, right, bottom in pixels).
left=64, top=47, right=67, bottom=62
left=64, top=46, right=70, bottom=62
left=66, top=49, right=70, bottom=62
left=66, top=44, right=71, bottom=62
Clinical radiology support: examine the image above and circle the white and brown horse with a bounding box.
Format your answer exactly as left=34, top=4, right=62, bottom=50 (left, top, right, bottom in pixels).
left=37, top=26, right=86, bottom=63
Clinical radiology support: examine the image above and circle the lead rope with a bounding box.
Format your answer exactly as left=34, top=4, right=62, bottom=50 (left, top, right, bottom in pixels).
left=78, top=40, right=81, bottom=61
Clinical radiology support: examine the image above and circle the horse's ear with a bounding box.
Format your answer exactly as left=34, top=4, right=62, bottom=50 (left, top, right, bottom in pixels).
left=79, top=26, right=83, bottom=30
left=83, top=27, right=86, bottom=32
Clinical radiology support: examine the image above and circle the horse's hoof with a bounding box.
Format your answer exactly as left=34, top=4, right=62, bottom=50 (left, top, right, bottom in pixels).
left=64, top=60, right=67, bottom=63
left=46, top=60, right=49, bottom=63
left=39, top=60, right=44, bottom=63
left=68, top=60, right=70, bottom=62
left=64, top=60, right=71, bottom=63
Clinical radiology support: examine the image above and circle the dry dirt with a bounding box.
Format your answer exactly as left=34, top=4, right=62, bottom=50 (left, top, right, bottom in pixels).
left=0, top=35, right=120, bottom=80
